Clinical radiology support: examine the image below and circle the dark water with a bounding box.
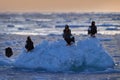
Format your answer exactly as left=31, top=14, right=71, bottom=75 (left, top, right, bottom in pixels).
left=0, top=67, right=120, bottom=80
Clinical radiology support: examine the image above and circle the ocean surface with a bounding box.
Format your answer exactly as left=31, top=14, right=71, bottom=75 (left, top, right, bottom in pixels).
left=0, top=12, right=120, bottom=80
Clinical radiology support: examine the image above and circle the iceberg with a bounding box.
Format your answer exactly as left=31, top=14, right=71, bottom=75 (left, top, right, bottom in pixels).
left=14, top=38, right=115, bottom=72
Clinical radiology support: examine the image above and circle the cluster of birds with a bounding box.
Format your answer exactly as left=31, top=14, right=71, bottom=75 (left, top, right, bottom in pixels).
left=5, top=21, right=97, bottom=57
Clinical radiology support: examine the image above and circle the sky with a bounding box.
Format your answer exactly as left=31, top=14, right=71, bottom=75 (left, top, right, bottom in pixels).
left=0, top=0, right=120, bottom=12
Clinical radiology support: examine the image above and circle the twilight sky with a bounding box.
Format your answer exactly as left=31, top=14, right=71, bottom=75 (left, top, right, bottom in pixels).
left=0, top=0, right=120, bottom=12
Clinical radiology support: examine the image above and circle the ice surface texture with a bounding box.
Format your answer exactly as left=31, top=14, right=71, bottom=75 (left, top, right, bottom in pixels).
left=14, top=38, right=115, bottom=72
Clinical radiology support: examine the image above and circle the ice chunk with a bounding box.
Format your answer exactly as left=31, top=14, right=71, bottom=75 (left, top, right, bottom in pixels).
left=14, top=38, right=115, bottom=72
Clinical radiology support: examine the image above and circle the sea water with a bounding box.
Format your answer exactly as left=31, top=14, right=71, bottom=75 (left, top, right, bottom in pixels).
left=0, top=12, right=120, bottom=80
